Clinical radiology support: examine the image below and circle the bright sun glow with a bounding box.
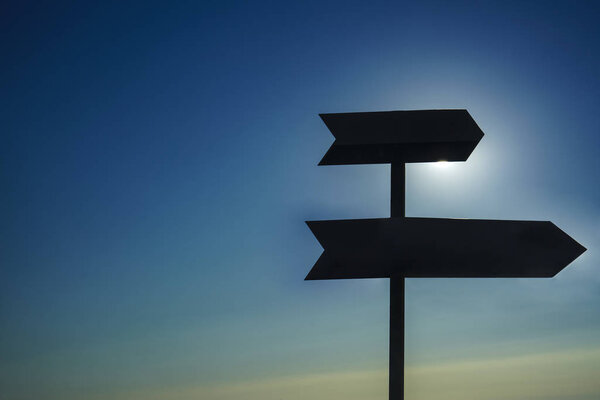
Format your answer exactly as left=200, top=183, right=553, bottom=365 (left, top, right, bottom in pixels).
left=434, top=161, right=449, bottom=168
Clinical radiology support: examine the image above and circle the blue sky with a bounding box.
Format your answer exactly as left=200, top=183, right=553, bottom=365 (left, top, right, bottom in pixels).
left=1, top=1, right=599, bottom=399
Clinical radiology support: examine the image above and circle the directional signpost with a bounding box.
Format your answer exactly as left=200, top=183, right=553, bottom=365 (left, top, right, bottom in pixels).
left=305, top=109, right=586, bottom=400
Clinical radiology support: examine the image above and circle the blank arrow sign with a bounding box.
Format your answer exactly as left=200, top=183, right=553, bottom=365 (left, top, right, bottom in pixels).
left=306, top=217, right=586, bottom=280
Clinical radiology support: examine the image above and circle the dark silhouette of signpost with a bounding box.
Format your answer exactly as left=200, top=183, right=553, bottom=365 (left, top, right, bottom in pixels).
left=305, top=110, right=586, bottom=400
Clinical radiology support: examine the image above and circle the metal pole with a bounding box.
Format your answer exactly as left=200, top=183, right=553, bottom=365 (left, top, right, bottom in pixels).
left=389, top=162, right=405, bottom=400
left=391, top=163, right=405, bottom=218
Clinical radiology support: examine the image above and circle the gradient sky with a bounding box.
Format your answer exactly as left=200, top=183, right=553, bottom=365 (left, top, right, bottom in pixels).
left=1, top=1, right=599, bottom=399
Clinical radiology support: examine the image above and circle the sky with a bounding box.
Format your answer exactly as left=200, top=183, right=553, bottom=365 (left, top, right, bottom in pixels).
left=1, top=1, right=599, bottom=399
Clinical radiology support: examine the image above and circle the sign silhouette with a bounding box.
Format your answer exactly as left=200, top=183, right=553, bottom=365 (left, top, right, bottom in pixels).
left=305, top=109, right=586, bottom=400
left=318, top=109, right=483, bottom=165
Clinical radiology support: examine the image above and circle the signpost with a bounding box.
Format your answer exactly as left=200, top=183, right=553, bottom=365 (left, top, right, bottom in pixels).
left=305, top=109, right=586, bottom=400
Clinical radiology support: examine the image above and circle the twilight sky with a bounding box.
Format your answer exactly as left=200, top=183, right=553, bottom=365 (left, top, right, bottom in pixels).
left=1, top=1, right=599, bottom=399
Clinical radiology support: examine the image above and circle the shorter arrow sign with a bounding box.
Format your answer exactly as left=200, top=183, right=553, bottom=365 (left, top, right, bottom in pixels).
left=319, top=110, right=484, bottom=165
left=306, top=218, right=586, bottom=280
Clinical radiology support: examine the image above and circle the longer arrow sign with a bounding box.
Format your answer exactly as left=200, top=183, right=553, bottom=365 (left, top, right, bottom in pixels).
left=306, top=217, right=586, bottom=279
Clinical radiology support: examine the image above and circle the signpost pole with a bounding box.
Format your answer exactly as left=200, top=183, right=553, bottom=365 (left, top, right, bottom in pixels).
left=391, top=163, right=405, bottom=218
left=390, top=162, right=405, bottom=400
